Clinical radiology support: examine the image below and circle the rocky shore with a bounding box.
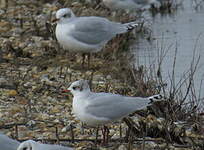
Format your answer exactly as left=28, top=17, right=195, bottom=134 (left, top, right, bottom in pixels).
left=0, top=0, right=203, bottom=149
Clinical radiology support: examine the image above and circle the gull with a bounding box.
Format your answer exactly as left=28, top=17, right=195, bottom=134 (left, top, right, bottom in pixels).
left=0, top=133, right=20, bottom=150
left=17, top=140, right=73, bottom=150
left=63, top=79, right=162, bottom=143
left=54, top=8, right=138, bottom=66
left=102, top=0, right=161, bottom=12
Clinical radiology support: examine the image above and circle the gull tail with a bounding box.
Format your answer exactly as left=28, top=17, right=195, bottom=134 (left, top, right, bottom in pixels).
left=124, top=22, right=139, bottom=31
left=148, top=94, right=163, bottom=104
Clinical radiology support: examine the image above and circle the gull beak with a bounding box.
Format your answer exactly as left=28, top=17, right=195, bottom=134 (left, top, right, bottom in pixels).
left=52, top=18, right=59, bottom=23
left=61, top=89, right=70, bottom=93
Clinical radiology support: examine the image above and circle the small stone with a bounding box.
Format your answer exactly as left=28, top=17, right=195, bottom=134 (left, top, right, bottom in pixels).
left=118, top=145, right=127, bottom=150
left=0, top=77, right=7, bottom=84
left=26, top=120, right=36, bottom=128
left=106, top=75, right=112, bottom=80
left=7, top=90, right=18, bottom=96
left=23, top=82, right=32, bottom=88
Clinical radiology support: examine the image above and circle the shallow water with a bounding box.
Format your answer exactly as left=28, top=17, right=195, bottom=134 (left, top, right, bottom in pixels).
left=132, top=0, right=204, bottom=102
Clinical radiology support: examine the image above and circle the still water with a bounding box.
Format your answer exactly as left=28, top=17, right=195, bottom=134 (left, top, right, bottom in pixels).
left=132, top=0, right=204, bottom=101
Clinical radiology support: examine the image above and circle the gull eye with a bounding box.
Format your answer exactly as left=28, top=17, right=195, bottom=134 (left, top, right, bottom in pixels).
left=72, top=86, right=77, bottom=90
left=63, top=13, right=70, bottom=18
left=23, top=148, right=27, bottom=150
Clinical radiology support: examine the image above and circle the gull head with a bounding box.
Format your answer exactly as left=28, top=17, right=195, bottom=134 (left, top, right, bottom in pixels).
left=17, top=140, right=36, bottom=150
left=67, top=80, right=90, bottom=95
left=55, top=8, right=75, bottom=23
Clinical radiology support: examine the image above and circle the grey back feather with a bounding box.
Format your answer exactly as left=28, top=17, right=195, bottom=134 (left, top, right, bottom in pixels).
left=70, top=17, right=126, bottom=45
left=86, top=93, right=150, bottom=120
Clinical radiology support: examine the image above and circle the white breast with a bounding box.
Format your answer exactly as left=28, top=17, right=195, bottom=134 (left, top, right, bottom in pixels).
left=72, top=97, right=110, bottom=126
left=56, top=23, right=101, bottom=53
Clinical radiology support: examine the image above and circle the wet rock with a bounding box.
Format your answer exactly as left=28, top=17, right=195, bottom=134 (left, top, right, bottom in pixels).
left=118, top=144, right=127, bottom=150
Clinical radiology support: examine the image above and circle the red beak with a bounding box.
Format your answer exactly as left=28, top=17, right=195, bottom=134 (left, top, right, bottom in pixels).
left=61, top=89, right=70, bottom=93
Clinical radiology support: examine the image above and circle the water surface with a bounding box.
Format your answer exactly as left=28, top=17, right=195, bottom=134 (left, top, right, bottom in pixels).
left=132, top=0, right=204, bottom=102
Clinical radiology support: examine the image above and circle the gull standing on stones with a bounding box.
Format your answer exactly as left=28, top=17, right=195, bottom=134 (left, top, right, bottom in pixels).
left=54, top=8, right=138, bottom=66
left=17, top=140, right=73, bottom=150
left=63, top=79, right=162, bottom=143
left=0, top=133, right=20, bottom=150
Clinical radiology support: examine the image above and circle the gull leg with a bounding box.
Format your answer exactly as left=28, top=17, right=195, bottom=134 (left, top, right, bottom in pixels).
left=104, top=125, right=110, bottom=144
left=82, top=53, right=86, bottom=67
left=81, top=53, right=91, bottom=68
left=95, top=126, right=99, bottom=144
left=101, top=127, right=105, bottom=145
left=81, top=122, right=85, bottom=134
left=101, top=125, right=110, bottom=145
left=87, top=53, right=91, bottom=68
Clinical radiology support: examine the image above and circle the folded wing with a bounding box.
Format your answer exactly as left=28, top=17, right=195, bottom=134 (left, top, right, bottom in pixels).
left=86, top=93, right=151, bottom=121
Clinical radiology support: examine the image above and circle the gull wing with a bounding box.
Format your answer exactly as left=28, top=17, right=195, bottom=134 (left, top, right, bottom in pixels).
left=70, top=17, right=125, bottom=45
left=86, top=93, right=150, bottom=121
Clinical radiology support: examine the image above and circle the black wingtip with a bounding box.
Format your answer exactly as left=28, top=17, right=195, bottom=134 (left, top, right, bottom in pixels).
left=127, top=23, right=138, bottom=31
left=148, top=94, right=163, bottom=104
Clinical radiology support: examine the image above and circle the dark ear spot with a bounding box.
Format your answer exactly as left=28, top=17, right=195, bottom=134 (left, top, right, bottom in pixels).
left=72, top=86, right=82, bottom=91
left=63, top=12, right=71, bottom=18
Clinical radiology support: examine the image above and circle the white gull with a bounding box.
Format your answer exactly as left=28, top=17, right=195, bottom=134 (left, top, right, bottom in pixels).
left=55, top=8, right=138, bottom=54
left=66, top=80, right=162, bottom=126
